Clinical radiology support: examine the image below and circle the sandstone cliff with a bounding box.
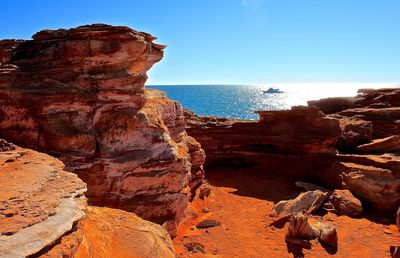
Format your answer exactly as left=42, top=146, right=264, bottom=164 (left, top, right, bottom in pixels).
left=185, top=106, right=340, bottom=180
left=0, top=24, right=205, bottom=234
left=0, top=139, right=176, bottom=257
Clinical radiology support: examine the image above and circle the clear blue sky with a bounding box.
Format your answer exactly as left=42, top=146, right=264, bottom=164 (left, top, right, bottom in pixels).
left=2, top=0, right=400, bottom=85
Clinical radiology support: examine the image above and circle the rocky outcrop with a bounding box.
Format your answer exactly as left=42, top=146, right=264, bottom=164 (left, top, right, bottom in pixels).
left=0, top=141, right=86, bottom=257
left=325, top=162, right=400, bottom=212
left=0, top=140, right=176, bottom=257
left=338, top=107, right=400, bottom=139
left=185, top=106, right=340, bottom=180
left=328, top=114, right=373, bottom=151
left=74, top=207, right=175, bottom=258
left=308, top=97, right=357, bottom=114
left=308, top=88, right=400, bottom=114
left=0, top=24, right=205, bottom=233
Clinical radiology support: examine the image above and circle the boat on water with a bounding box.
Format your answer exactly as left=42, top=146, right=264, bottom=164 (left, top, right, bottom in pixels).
left=263, top=87, right=284, bottom=94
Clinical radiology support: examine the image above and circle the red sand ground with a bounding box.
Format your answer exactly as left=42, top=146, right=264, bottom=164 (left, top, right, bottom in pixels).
left=174, top=168, right=400, bottom=257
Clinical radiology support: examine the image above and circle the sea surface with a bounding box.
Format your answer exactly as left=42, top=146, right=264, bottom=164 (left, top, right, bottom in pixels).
left=147, top=83, right=399, bottom=120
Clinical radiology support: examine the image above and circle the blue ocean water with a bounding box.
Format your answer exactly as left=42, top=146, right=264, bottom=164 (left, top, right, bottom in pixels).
left=147, top=84, right=397, bottom=120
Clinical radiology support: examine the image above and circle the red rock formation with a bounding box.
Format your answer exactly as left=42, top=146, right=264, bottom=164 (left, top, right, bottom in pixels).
left=0, top=139, right=176, bottom=257
left=0, top=24, right=205, bottom=234
left=356, top=135, right=400, bottom=153
left=308, top=87, right=400, bottom=114
left=0, top=141, right=86, bottom=257
left=74, top=207, right=175, bottom=258
left=185, top=106, right=340, bottom=180
left=338, top=107, right=400, bottom=139
left=328, top=114, right=373, bottom=150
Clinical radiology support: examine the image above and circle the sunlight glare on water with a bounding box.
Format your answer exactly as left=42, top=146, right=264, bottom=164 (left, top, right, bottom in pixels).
left=148, top=83, right=399, bottom=120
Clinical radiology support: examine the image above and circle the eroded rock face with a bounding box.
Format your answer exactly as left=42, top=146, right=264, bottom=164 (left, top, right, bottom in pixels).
left=74, top=207, right=176, bottom=258
left=0, top=140, right=176, bottom=257
left=338, top=108, right=400, bottom=139
left=327, top=162, right=400, bottom=212
left=0, top=140, right=86, bottom=257
left=185, top=106, right=340, bottom=179
left=356, top=135, right=400, bottom=153
left=308, top=88, right=400, bottom=114
left=328, top=114, right=373, bottom=151
left=0, top=24, right=205, bottom=233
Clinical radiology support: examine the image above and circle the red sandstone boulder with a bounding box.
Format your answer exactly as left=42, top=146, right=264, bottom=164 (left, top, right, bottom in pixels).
left=74, top=207, right=176, bottom=258
left=0, top=24, right=205, bottom=234
left=270, top=190, right=329, bottom=218
left=329, top=189, right=362, bottom=217
left=285, top=213, right=338, bottom=248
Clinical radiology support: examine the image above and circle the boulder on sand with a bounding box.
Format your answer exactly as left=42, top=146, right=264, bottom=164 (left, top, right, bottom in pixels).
left=270, top=190, right=329, bottom=218
left=329, top=189, right=362, bottom=217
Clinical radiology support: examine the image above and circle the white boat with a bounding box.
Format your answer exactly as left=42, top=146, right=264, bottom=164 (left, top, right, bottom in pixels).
left=263, top=87, right=284, bottom=94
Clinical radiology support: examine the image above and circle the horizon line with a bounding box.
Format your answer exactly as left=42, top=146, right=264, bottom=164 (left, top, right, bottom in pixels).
left=146, top=82, right=400, bottom=86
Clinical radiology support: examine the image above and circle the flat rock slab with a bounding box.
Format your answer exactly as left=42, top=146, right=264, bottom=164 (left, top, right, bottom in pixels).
left=356, top=135, right=400, bottom=153
left=0, top=143, right=86, bottom=257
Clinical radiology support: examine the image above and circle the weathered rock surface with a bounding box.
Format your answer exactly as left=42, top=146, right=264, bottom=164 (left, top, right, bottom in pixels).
left=185, top=106, right=340, bottom=180
left=270, top=190, right=329, bottom=218
left=308, top=88, right=400, bottom=114
left=0, top=140, right=176, bottom=257
left=308, top=97, right=357, bottom=114
left=338, top=154, right=400, bottom=178
left=329, top=189, right=362, bottom=217
left=356, top=135, right=400, bottom=153
left=355, top=88, right=400, bottom=107
left=285, top=212, right=338, bottom=248
left=317, top=222, right=338, bottom=248
left=338, top=107, right=400, bottom=139
left=0, top=141, right=86, bottom=257
left=328, top=114, right=373, bottom=150
left=327, top=162, right=400, bottom=212
left=0, top=24, right=205, bottom=233
left=285, top=213, right=320, bottom=242
left=74, top=206, right=176, bottom=258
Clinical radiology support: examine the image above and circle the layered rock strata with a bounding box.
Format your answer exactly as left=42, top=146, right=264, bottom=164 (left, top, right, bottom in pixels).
left=0, top=141, right=86, bottom=257
left=309, top=88, right=400, bottom=141
left=0, top=24, right=205, bottom=233
left=309, top=87, right=400, bottom=212
left=186, top=87, right=400, bottom=214
left=185, top=106, right=340, bottom=180
left=0, top=140, right=176, bottom=257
